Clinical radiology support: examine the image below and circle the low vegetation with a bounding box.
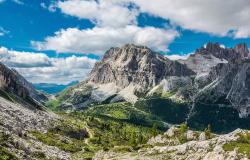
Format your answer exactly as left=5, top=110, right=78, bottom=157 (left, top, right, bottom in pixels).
left=223, top=132, right=250, bottom=158
left=135, top=98, right=189, bottom=124
left=30, top=111, right=161, bottom=159
left=0, top=132, right=19, bottom=160
left=84, top=102, right=166, bottom=129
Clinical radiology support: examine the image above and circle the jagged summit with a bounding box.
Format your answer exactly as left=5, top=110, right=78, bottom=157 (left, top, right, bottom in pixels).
left=196, top=42, right=249, bottom=60
left=180, top=42, right=249, bottom=74
left=234, top=43, right=249, bottom=57
left=102, top=44, right=161, bottom=61
left=89, top=44, right=194, bottom=89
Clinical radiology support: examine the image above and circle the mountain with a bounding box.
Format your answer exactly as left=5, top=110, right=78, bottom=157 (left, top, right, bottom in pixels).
left=176, top=43, right=250, bottom=132
left=0, top=63, right=64, bottom=159
left=33, top=81, right=79, bottom=94
left=52, top=43, right=250, bottom=133
left=1, top=43, right=250, bottom=159
left=179, top=42, right=249, bottom=74
left=0, top=62, right=48, bottom=107
left=55, top=44, right=195, bottom=110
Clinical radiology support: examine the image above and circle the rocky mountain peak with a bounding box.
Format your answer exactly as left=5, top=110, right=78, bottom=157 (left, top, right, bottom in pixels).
left=234, top=43, right=249, bottom=57
left=89, top=44, right=194, bottom=90
left=102, top=44, right=155, bottom=62
left=195, top=42, right=249, bottom=60
left=181, top=42, right=250, bottom=74
left=205, top=42, right=222, bottom=52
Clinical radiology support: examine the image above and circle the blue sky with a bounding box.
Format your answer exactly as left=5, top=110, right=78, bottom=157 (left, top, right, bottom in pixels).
left=0, top=0, right=250, bottom=84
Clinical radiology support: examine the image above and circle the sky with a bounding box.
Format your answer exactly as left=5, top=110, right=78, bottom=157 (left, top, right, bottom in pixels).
left=0, top=0, right=250, bottom=84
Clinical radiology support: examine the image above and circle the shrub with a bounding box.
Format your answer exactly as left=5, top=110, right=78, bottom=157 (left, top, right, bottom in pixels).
left=204, top=124, right=212, bottom=139
left=0, top=146, right=19, bottom=160
left=223, top=133, right=250, bottom=158
left=180, top=123, right=188, bottom=134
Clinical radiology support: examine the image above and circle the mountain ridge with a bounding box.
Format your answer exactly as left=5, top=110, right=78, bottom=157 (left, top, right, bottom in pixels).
left=53, top=42, right=250, bottom=132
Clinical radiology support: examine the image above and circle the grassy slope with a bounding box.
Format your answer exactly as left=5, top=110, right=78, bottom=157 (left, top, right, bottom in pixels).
left=84, top=102, right=166, bottom=130
left=30, top=111, right=160, bottom=159
left=134, top=98, right=190, bottom=124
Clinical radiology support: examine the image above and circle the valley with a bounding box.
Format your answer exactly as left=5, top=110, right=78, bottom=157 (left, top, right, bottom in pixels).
left=1, top=43, right=250, bottom=159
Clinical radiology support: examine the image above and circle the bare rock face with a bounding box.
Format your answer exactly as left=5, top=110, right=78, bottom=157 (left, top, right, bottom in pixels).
left=0, top=62, right=47, bottom=106
left=89, top=44, right=195, bottom=91
left=180, top=42, right=249, bottom=74
left=186, top=44, right=250, bottom=131
left=59, top=44, right=195, bottom=109
left=0, top=63, right=29, bottom=98
left=234, top=43, right=249, bottom=58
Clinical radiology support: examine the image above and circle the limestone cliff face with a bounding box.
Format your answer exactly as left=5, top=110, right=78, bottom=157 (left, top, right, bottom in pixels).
left=193, top=59, right=250, bottom=118
left=0, top=62, right=47, bottom=105
left=58, top=44, right=195, bottom=109
left=89, top=44, right=195, bottom=91
left=180, top=42, right=249, bottom=74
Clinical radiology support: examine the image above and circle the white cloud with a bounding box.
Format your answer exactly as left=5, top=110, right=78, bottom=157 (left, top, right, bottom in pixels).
left=57, top=0, right=138, bottom=28
left=32, top=26, right=178, bottom=55
left=131, top=0, right=250, bottom=38
left=0, top=46, right=51, bottom=67
left=0, top=46, right=97, bottom=84
left=35, top=0, right=180, bottom=55
left=55, top=0, right=250, bottom=38
left=165, top=54, right=191, bottom=61
left=0, top=27, right=9, bottom=36
left=16, top=56, right=96, bottom=84
left=12, top=0, right=24, bottom=5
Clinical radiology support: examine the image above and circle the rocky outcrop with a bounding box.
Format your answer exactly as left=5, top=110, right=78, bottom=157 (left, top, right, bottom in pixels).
left=0, top=62, right=73, bottom=159
left=0, top=96, right=70, bottom=160
left=0, top=62, right=47, bottom=106
left=179, top=42, right=249, bottom=74
left=94, top=128, right=249, bottom=160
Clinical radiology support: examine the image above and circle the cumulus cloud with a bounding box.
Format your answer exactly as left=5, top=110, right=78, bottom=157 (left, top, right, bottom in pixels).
left=0, top=46, right=97, bottom=84
left=16, top=56, right=96, bottom=84
left=131, top=0, right=250, bottom=38
left=57, top=0, right=138, bottom=28
left=32, top=26, right=178, bottom=55
left=0, top=46, right=51, bottom=68
left=33, top=0, right=181, bottom=55
left=55, top=0, right=250, bottom=38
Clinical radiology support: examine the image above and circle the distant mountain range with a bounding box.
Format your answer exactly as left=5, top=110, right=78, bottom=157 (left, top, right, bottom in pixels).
left=33, top=81, right=79, bottom=94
